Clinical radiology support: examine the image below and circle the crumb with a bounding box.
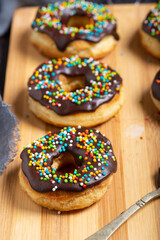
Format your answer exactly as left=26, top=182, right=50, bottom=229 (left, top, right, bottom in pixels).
left=140, top=136, right=143, bottom=140
left=57, top=211, right=61, bottom=215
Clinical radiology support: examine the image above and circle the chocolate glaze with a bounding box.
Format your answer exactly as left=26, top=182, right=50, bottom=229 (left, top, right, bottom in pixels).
left=28, top=57, right=122, bottom=115
left=20, top=127, right=117, bottom=193
left=32, top=2, right=119, bottom=51
left=152, top=70, right=160, bottom=101
left=142, top=4, right=160, bottom=41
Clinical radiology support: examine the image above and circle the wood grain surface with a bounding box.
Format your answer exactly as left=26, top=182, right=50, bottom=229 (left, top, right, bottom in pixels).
left=1, top=4, right=160, bottom=240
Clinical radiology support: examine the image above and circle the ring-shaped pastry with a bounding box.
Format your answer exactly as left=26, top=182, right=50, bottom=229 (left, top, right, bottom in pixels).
left=140, top=3, right=160, bottom=58
left=28, top=56, right=123, bottom=127
left=150, top=70, right=160, bottom=110
left=31, top=1, right=119, bottom=58
left=20, top=126, right=117, bottom=211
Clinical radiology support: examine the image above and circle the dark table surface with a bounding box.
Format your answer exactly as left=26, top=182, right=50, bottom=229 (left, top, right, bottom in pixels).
left=0, top=31, right=9, bottom=97
left=0, top=0, right=158, bottom=98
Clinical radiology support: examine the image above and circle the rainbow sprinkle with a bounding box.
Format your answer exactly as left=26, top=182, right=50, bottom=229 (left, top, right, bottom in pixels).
left=32, top=1, right=118, bottom=45
left=23, top=127, right=117, bottom=191
left=28, top=56, right=121, bottom=115
left=143, top=3, right=160, bottom=40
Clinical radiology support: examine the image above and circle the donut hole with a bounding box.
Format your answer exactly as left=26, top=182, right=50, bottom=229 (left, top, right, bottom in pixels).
left=67, top=15, right=91, bottom=28
left=51, top=152, right=79, bottom=175
left=59, top=74, right=85, bottom=92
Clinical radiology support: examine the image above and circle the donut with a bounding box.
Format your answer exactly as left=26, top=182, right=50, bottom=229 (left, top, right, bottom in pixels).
left=30, top=1, right=119, bottom=59
left=150, top=70, right=160, bottom=111
left=28, top=56, right=124, bottom=127
left=19, top=126, right=117, bottom=211
left=140, top=3, right=160, bottom=58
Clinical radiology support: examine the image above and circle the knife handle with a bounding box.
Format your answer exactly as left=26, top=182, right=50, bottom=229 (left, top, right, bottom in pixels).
left=85, top=188, right=160, bottom=240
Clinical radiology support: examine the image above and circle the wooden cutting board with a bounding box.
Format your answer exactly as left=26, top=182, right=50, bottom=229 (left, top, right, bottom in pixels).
left=1, top=4, right=160, bottom=240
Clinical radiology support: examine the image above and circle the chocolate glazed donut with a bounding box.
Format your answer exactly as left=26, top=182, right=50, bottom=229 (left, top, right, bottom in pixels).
left=152, top=70, right=160, bottom=101
left=142, top=3, right=160, bottom=41
left=28, top=57, right=122, bottom=116
left=20, top=127, right=117, bottom=193
left=140, top=3, right=160, bottom=59
left=150, top=70, right=160, bottom=111
left=32, top=1, right=119, bottom=52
